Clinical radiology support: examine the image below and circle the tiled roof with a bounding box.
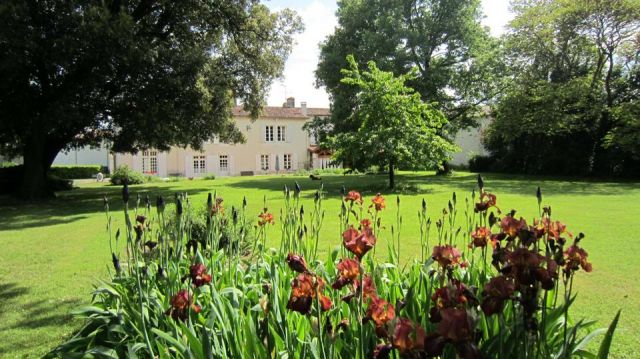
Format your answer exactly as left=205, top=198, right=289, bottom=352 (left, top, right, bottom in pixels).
left=232, top=106, right=330, bottom=119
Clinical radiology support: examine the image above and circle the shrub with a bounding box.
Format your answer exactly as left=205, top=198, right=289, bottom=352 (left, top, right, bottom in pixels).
left=49, top=179, right=619, bottom=358
left=468, top=154, right=494, bottom=172
left=203, top=174, right=216, bottom=180
left=0, top=161, right=18, bottom=168
left=49, top=164, right=102, bottom=179
left=110, top=165, right=145, bottom=185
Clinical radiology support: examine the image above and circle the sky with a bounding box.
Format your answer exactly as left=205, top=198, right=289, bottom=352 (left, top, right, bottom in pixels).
left=264, top=0, right=513, bottom=108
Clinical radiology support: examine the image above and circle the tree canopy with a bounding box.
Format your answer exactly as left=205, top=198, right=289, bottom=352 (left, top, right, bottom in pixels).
left=0, top=0, right=302, bottom=198
left=331, top=55, right=456, bottom=188
left=312, top=0, right=501, bottom=150
left=484, top=0, right=640, bottom=176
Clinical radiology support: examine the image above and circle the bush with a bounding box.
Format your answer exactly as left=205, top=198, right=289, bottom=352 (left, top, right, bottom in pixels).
left=110, top=165, right=145, bottom=185
left=0, top=161, right=18, bottom=168
left=203, top=174, right=216, bottom=180
left=468, top=154, right=494, bottom=172
left=49, top=164, right=102, bottom=179
left=49, top=181, right=619, bottom=358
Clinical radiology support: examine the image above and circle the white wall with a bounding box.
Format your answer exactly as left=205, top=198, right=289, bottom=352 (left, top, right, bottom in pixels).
left=450, top=118, right=490, bottom=166
left=53, top=144, right=109, bottom=166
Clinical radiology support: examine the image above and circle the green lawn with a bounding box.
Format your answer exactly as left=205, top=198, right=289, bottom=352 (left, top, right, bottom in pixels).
left=0, top=171, right=638, bottom=358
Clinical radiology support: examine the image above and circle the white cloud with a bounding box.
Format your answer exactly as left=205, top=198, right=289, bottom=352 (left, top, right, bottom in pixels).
left=265, top=0, right=513, bottom=108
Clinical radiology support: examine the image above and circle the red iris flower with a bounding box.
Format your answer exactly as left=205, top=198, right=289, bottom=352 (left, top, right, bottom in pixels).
left=431, top=280, right=474, bottom=310
left=332, top=258, right=360, bottom=289
left=342, top=225, right=376, bottom=259
left=480, top=276, right=515, bottom=315
left=189, top=263, right=212, bottom=287
left=366, top=295, right=396, bottom=337
left=474, top=192, right=497, bottom=212
left=432, top=245, right=462, bottom=268
left=500, top=216, right=527, bottom=238
left=344, top=190, right=363, bottom=204
left=371, top=193, right=386, bottom=211
left=392, top=318, right=426, bottom=353
left=503, top=248, right=545, bottom=286
left=166, top=289, right=201, bottom=321
left=211, top=197, right=225, bottom=215
left=286, top=253, right=308, bottom=273
left=287, top=273, right=332, bottom=314
left=258, top=211, right=275, bottom=226
left=564, top=245, right=592, bottom=273
left=470, top=227, right=491, bottom=248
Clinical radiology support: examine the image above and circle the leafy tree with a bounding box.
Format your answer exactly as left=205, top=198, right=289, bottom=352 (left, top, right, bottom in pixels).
left=485, top=0, right=640, bottom=176
left=0, top=0, right=302, bottom=199
left=313, top=0, right=502, bottom=172
left=331, top=55, right=456, bottom=188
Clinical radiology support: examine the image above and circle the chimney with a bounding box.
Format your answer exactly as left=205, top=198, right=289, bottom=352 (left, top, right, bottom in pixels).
left=301, top=101, right=307, bottom=116
left=284, top=97, right=295, bottom=108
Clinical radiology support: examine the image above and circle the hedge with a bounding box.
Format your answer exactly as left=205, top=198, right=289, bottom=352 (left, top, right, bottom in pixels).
left=49, top=164, right=104, bottom=179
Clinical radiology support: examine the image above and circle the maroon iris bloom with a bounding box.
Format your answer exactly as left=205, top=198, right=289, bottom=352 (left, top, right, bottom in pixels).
left=481, top=276, right=515, bottom=315
left=286, top=253, right=308, bottom=273
left=166, top=289, right=201, bottom=321
left=189, top=263, right=212, bottom=287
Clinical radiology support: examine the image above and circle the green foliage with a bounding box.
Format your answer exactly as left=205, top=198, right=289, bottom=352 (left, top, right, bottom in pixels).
left=49, top=165, right=103, bottom=179
left=47, top=180, right=618, bottom=358
left=330, top=56, right=456, bottom=187
left=0, top=161, right=17, bottom=168
left=487, top=0, right=640, bottom=177
left=203, top=174, right=216, bottom=181
left=110, top=166, right=145, bottom=185
left=0, top=1, right=302, bottom=198
left=313, top=0, right=501, bottom=153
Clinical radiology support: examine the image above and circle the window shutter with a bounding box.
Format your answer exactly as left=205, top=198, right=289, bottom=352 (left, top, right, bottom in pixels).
left=261, top=125, right=266, bottom=143
left=206, top=155, right=216, bottom=174
left=228, top=155, right=235, bottom=175
left=286, top=125, right=293, bottom=143
left=256, top=155, right=261, bottom=173
left=292, top=153, right=298, bottom=170
left=185, top=155, right=193, bottom=177
left=270, top=154, right=276, bottom=172
left=157, top=152, right=167, bottom=177
left=132, top=153, right=142, bottom=172
left=214, top=155, right=220, bottom=174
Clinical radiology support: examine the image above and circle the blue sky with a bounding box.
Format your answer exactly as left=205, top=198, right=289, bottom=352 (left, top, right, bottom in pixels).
left=263, top=0, right=513, bottom=107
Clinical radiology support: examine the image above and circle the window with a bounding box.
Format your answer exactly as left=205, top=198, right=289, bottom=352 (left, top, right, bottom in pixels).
left=260, top=154, right=270, bottom=171
left=283, top=154, right=292, bottom=170
left=219, top=155, right=229, bottom=171
left=193, top=155, right=206, bottom=174
left=142, top=150, right=158, bottom=174
left=277, top=126, right=286, bottom=142
left=265, top=126, right=274, bottom=142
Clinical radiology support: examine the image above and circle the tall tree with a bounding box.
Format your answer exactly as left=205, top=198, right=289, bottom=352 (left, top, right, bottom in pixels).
left=485, top=0, right=640, bottom=176
left=0, top=0, right=302, bottom=199
left=331, top=55, right=456, bottom=188
left=313, top=0, right=501, bottom=170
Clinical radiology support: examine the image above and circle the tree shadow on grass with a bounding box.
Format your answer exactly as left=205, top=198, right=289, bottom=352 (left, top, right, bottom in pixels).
left=224, top=172, right=640, bottom=199
left=0, top=183, right=215, bottom=230
left=0, top=282, right=82, bottom=355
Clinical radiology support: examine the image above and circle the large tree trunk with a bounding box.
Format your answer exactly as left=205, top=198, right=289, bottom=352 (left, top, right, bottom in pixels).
left=18, top=138, right=61, bottom=200
left=388, top=159, right=395, bottom=189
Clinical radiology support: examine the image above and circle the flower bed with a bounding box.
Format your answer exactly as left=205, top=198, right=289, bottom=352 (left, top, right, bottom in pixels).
left=48, top=176, right=619, bottom=358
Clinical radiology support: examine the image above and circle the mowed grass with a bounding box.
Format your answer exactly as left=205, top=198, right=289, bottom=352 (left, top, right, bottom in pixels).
left=0, top=171, right=638, bottom=358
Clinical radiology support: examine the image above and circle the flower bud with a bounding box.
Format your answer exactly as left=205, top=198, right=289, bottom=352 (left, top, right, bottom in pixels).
left=477, top=174, right=484, bottom=191
left=536, top=186, right=542, bottom=205
left=176, top=198, right=183, bottom=216
left=122, top=184, right=129, bottom=205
